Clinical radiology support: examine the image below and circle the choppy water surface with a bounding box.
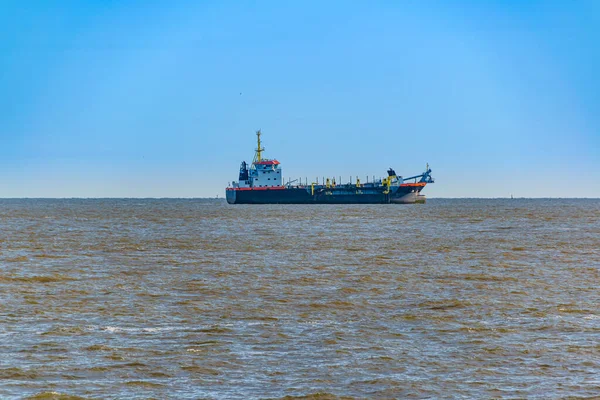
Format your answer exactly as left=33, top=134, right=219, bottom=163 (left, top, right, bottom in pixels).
left=1, top=199, right=599, bottom=399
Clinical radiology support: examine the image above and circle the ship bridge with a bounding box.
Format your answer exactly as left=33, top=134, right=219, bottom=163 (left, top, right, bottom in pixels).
left=251, top=159, right=282, bottom=188
left=233, top=130, right=282, bottom=188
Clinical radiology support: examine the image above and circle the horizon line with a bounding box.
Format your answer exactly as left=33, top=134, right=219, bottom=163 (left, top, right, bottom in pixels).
left=0, top=197, right=598, bottom=200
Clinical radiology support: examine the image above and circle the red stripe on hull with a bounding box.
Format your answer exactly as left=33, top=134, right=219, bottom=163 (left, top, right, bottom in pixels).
left=227, top=186, right=287, bottom=191
left=400, top=183, right=427, bottom=187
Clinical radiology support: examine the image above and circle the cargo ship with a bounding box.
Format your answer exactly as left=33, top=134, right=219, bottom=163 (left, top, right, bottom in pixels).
left=226, top=130, right=434, bottom=204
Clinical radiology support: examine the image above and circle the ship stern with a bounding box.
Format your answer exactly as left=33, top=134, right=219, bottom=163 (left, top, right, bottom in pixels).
left=225, top=189, right=236, bottom=204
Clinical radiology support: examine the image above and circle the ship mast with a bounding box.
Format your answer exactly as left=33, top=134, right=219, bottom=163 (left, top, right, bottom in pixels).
left=253, top=129, right=265, bottom=164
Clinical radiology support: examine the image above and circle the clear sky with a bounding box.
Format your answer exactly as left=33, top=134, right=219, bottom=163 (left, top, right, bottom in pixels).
left=1, top=0, right=598, bottom=198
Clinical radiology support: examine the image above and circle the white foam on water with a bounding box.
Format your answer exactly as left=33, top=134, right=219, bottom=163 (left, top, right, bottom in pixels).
left=102, top=325, right=181, bottom=334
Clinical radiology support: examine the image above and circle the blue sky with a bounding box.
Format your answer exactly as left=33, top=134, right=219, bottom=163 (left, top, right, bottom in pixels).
left=1, top=1, right=598, bottom=197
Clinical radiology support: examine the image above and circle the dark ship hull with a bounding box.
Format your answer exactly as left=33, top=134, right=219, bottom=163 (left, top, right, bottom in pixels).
left=226, top=183, right=427, bottom=204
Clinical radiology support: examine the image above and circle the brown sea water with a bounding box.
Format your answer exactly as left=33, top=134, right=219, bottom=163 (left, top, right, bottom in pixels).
left=1, top=198, right=599, bottom=399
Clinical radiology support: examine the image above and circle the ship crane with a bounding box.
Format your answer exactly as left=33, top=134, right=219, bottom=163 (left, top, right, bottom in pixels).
left=403, top=164, right=434, bottom=183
